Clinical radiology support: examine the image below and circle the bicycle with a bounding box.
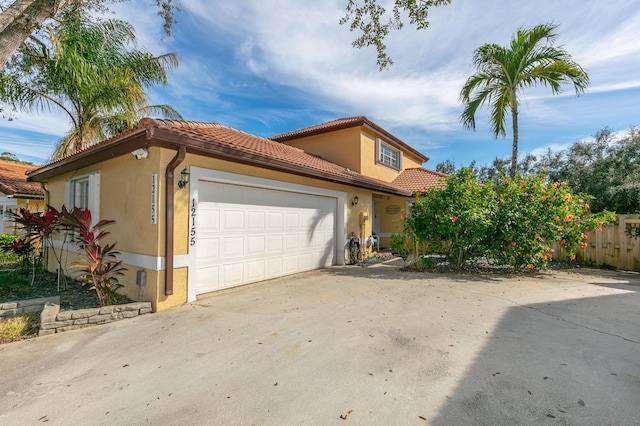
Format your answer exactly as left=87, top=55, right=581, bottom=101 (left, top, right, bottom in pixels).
left=347, top=232, right=370, bottom=267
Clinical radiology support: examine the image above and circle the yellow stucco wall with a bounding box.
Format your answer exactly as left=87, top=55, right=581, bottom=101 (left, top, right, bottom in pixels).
left=378, top=195, right=410, bottom=248
left=42, top=146, right=390, bottom=311
left=283, top=126, right=424, bottom=184
left=284, top=127, right=362, bottom=173
left=359, top=131, right=424, bottom=182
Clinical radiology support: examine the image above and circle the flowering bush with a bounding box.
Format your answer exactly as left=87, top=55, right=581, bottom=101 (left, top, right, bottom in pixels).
left=488, top=174, right=615, bottom=270
left=402, top=169, right=616, bottom=271
left=404, top=167, right=496, bottom=269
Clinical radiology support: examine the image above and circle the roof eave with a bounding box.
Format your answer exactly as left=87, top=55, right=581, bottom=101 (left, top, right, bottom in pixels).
left=149, top=128, right=411, bottom=197
left=27, top=130, right=149, bottom=182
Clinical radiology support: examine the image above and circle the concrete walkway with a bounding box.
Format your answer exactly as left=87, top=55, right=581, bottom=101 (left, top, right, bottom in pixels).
left=1, top=264, right=639, bottom=425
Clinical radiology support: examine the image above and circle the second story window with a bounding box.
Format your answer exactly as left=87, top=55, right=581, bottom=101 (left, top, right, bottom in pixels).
left=377, top=139, right=402, bottom=170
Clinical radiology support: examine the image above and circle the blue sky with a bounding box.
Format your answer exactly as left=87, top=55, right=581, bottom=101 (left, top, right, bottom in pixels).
left=1, top=0, right=639, bottom=168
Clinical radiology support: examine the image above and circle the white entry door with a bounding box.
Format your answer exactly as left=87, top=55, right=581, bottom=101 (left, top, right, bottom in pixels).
left=195, top=181, right=337, bottom=294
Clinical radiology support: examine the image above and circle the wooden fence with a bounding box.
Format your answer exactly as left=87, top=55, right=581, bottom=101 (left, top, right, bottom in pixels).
left=552, top=214, right=640, bottom=272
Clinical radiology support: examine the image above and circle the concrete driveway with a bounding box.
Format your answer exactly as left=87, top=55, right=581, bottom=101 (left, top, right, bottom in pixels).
left=1, top=263, right=639, bottom=425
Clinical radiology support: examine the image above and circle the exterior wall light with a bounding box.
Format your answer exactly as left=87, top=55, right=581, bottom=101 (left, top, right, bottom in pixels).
left=352, top=195, right=359, bottom=206
left=178, top=167, right=190, bottom=189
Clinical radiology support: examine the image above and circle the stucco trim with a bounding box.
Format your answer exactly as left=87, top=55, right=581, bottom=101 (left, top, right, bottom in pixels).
left=186, top=167, right=348, bottom=303
left=48, top=240, right=188, bottom=271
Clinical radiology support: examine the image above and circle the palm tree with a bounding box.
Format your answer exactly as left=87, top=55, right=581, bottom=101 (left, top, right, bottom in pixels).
left=0, top=8, right=181, bottom=158
left=460, top=23, right=589, bottom=177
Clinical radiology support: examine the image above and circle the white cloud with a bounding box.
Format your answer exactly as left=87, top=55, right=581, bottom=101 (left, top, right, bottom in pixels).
left=2, top=0, right=638, bottom=168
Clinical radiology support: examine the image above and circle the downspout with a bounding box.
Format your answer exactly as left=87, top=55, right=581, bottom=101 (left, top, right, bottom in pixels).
left=165, top=145, right=186, bottom=296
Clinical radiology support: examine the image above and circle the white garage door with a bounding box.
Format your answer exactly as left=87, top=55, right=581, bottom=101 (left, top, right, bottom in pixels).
left=195, top=181, right=337, bottom=294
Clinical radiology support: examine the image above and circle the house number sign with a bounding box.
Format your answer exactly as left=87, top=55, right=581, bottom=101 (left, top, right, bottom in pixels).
left=150, top=174, right=158, bottom=224
left=385, top=204, right=401, bottom=214
left=190, top=198, right=197, bottom=246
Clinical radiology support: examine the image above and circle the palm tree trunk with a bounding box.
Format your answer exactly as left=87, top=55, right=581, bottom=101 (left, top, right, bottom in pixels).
left=510, top=105, right=519, bottom=178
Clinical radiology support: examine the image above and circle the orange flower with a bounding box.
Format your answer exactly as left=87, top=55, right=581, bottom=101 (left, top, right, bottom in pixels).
left=535, top=233, right=541, bottom=239
left=564, top=215, right=574, bottom=222
left=581, top=242, right=588, bottom=248
left=553, top=182, right=560, bottom=188
left=451, top=215, right=458, bottom=222
left=561, top=240, right=566, bottom=245
left=553, top=215, right=560, bottom=221
left=511, top=242, right=517, bottom=247
left=582, top=234, right=588, bottom=240
left=523, top=192, right=529, bottom=197
left=597, top=221, right=603, bottom=227
left=570, top=255, right=576, bottom=261
left=564, top=194, right=571, bottom=201
left=541, top=196, right=547, bottom=201
left=585, top=204, right=590, bottom=210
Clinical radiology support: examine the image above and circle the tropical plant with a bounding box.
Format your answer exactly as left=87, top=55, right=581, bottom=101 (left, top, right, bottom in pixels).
left=404, top=167, right=496, bottom=269
left=7, top=206, right=65, bottom=286
left=61, top=207, right=126, bottom=306
left=460, top=23, right=589, bottom=177
left=0, top=7, right=181, bottom=158
left=403, top=168, right=616, bottom=271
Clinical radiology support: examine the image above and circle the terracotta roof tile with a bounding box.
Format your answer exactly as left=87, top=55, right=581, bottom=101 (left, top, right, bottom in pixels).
left=148, top=119, right=410, bottom=195
left=271, top=116, right=368, bottom=140
left=0, top=160, right=44, bottom=198
left=392, top=168, right=447, bottom=193
left=29, top=119, right=412, bottom=196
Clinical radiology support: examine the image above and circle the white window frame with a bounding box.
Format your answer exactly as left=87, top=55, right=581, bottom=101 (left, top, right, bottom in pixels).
left=376, top=138, right=402, bottom=170
left=65, top=171, right=100, bottom=227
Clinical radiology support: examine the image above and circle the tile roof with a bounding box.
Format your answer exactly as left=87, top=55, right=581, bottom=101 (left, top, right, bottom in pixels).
left=147, top=119, right=412, bottom=195
left=392, top=168, right=448, bottom=193
left=270, top=116, right=429, bottom=162
left=28, top=119, right=412, bottom=196
left=0, top=160, right=44, bottom=198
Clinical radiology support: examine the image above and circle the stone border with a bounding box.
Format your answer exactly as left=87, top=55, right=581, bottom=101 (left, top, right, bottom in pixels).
left=0, top=296, right=60, bottom=318
left=1, top=296, right=152, bottom=337
left=39, top=302, right=152, bottom=336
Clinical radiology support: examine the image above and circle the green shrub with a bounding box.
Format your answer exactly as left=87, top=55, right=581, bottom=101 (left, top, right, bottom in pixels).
left=404, top=167, right=496, bottom=269
left=402, top=168, right=616, bottom=271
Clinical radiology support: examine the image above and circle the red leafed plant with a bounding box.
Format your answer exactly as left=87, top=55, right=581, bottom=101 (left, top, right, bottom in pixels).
left=7, top=206, right=65, bottom=286
left=61, top=207, right=126, bottom=306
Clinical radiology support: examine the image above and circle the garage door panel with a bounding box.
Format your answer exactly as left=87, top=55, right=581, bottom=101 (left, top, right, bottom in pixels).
left=197, top=265, right=219, bottom=293
left=198, top=208, right=220, bottom=231
left=222, top=237, right=244, bottom=258
left=247, top=211, right=265, bottom=230
left=245, top=259, right=265, bottom=281
left=266, top=258, right=283, bottom=276
left=246, top=235, right=266, bottom=255
left=267, top=235, right=283, bottom=251
left=284, top=213, right=299, bottom=229
left=197, top=238, right=220, bottom=260
left=223, top=263, right=244, bottom=286
left=285, top=234, right=299, bottom=250
left=284, top=255, right=298, bottom=273
left=267, top=212, right=284, bottom=230
left=222, top=210, right=245, bottom=231
left=196, top=181, right=337, bottom=295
